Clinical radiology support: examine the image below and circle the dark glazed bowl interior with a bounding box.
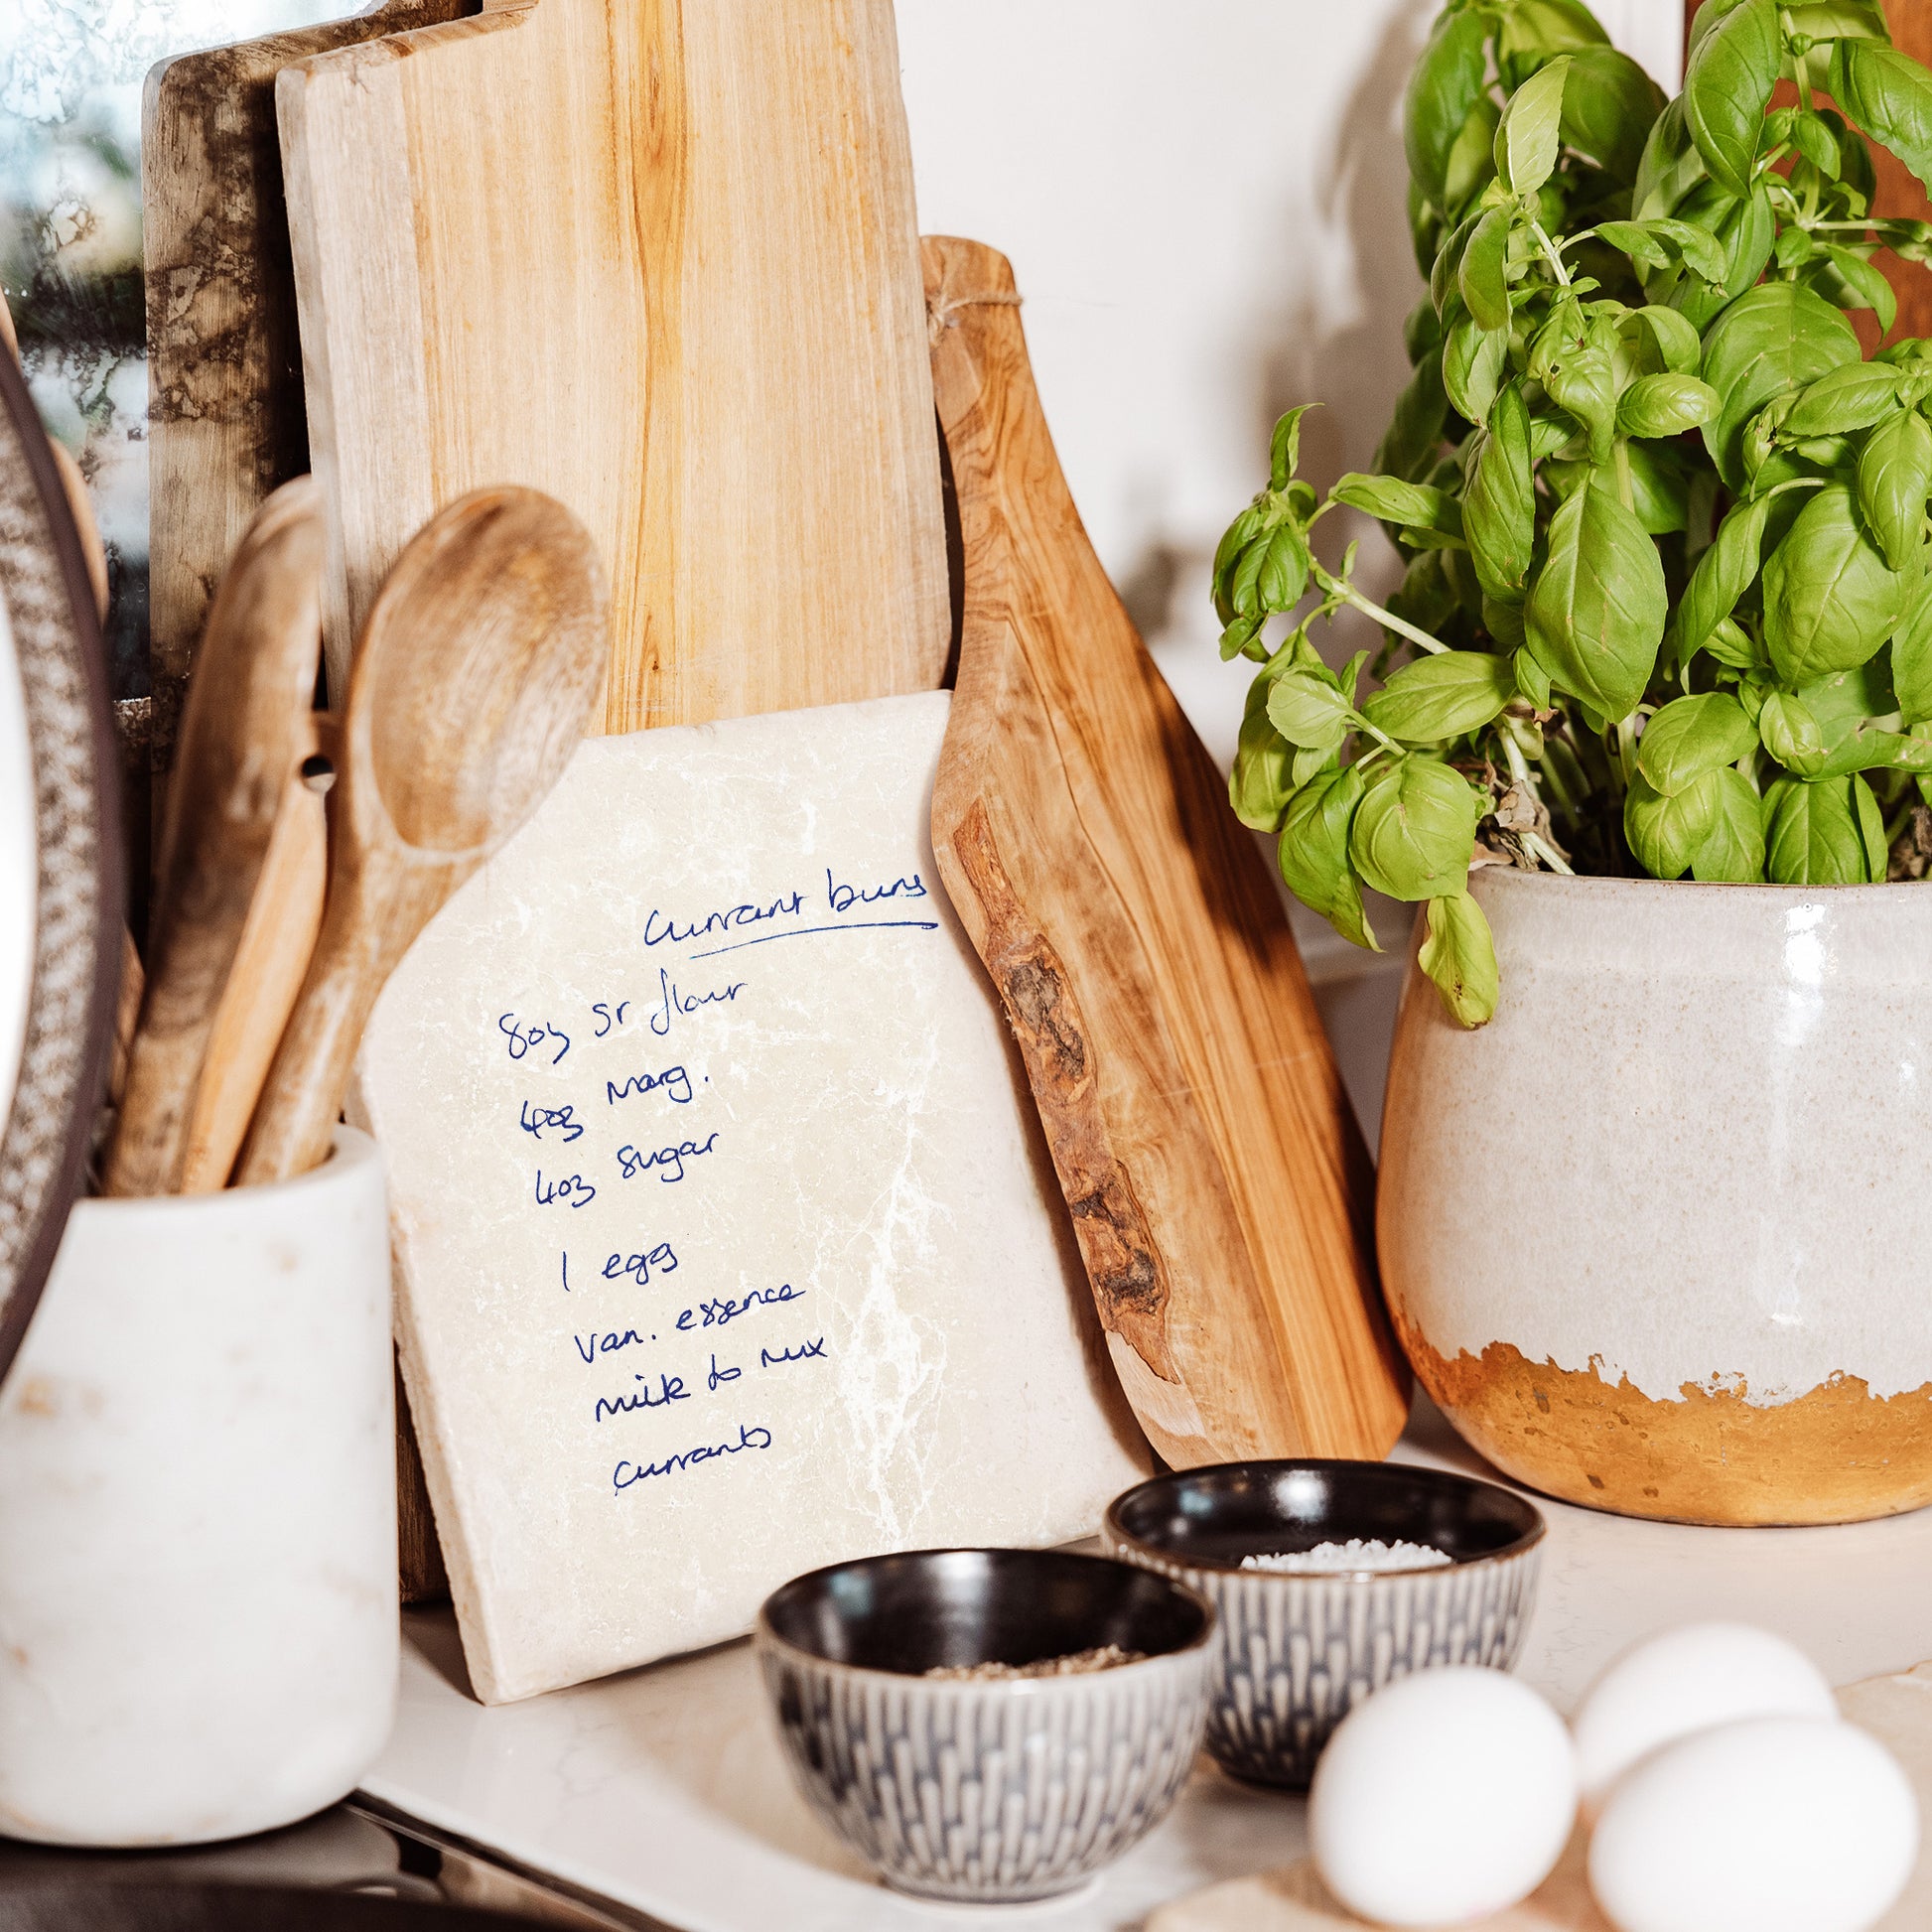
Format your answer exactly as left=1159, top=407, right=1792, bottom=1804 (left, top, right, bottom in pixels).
left=0, top=1886, right=534, bottom=1930
left=1106, top=1460, right=1545, bottom=1571
left=758, top=1547, right=1212, bottom=1675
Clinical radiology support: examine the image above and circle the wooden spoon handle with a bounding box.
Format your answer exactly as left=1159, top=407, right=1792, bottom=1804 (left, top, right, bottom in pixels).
left=178, top=737, right=331, bottom=1192
left=102, top=480, right=325, bottom=1196
left=235, top=853, right=463, bottom=1185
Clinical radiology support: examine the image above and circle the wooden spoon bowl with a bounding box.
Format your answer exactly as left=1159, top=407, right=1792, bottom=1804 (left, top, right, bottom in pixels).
left=237, top=488, right=608, bottom=1185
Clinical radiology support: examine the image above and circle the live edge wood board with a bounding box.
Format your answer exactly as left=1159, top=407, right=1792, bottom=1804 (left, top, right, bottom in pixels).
left=143, top=0, right=474, bottom=776
left=276, top=0, right=949, bottom=730
left=922, top=238, right=1409, bottom=1465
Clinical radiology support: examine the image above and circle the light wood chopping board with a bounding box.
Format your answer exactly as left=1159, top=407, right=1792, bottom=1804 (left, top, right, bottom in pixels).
left=276, top=0, right=949, bottom=728
left=922, top=237, right=1408, bottom=1466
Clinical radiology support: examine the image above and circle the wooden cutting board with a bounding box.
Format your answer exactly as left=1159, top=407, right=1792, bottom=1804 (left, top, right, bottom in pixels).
left=276, top=0, right=949, bottom=728
left=144, top=0, right=474, bottom=779
left=922, top=237, right=1408, bottom=1465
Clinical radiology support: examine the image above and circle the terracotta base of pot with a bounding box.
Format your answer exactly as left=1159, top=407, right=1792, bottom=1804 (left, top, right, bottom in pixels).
left=1397, top=1311, right=1932, bottom=1527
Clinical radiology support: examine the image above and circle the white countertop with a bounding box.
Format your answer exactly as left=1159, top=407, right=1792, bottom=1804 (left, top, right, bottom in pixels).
left=362, top=1400, right=1932, bottom=1932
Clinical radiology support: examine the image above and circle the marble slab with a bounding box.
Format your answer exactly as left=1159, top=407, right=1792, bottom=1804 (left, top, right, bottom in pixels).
left=352, top=691, right=1149, bottom=1704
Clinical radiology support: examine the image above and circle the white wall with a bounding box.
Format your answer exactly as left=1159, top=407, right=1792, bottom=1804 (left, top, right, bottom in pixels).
left=895, top=0, right=1680, bottom=1142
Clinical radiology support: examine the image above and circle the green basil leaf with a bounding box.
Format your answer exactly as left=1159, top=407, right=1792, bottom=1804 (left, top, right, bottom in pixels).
left=1784, top=360, right=1907, bottom=437
left=1666, top=185, right=1777, bottom=332
left=1212, top=503, right=1267, bottom=622
left=1598, top=219, right=1671, bottom=268
left=1374, top=347, right=1451, bottom=483
left=1814, top=726, right=1932, bottom=776
left=1624, top=769, right=1722, bottom=878
left=1892, top=568, right=1932, bottom=722
left=1219, top=612, right=1266, bottom=661
left=1762, top=483, right=1911, bottom=682
left=1495, top=56, right=1572, bottom=197
left=1626, top=438, right=1692, bottom=535
left=1634, top=96, right=1709, bottom=221
left=1405, top=7, right=1494, bottom=207
left=1229, top=679, right=1297, bottom=831
left=1278, top=764, right=1379, bottom=951
left=1636, top=691, right=1759, bottom=794
left=1784, top=1, right=1890, bottom=43
left=1432, top=211, right=1483, bottom=316
left=1419, top=891, right=1498, bottom=1029
left=1460, top=206, right=1516, bottom=335
left=1255, top=521, right=1311, bottom=613
left=1687, top=0, right=1753, bottom=66
left=1815, top=244, right=1899, bottom=336
left=1266, top=671, right=1354, bottom=753
left=1332, top=474, right=1464, bottom=540
left=1791, top=111, right=1844, bottom=178
left=1443, top=313, right=1510, bottom=424
left=1616, top=373, right=1721, bottom=439
left=1500, top=0, right=1609, bottom=64
left=1701, top=615, right=1768, bottom=670
left=1361, top=650, right=1517, bottom=743
left=1758, top=688, right=1829, bottom=776
left=1559, top=46, right=1665, bottom=184
left=1858, top=770, right=1890, bottom=878
left=1633, top=303, right=1705, bottom=375
left=1268, top=407, right=1314, bottom=491
left=1685, top=0, right=1780, bottom=197
left=1764, top=773, right=1878, bottom=881
left=1691, top=767, right=1768, bottom=881
left=1350, top=755, right=1480, bottom=900
left=1701, top=282, right=1863, bottom=492
left=1646, top=216, right=1731, bottom=282
left=1465, top=385, right=1536, bottom=600
left=1525, top=476, right=1668, bottom=719
left=1830, top=40, right=1932, bottom=198
left=1856, top=406, right=1932, bottom=572
left=1512, top=645, right=1553, bottom=707
left=1444, top=92, right=1505, bottom=216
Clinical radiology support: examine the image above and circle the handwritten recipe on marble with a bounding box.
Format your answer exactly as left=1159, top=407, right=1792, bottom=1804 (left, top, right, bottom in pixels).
left=354, top=693, right=1146, bottom=1703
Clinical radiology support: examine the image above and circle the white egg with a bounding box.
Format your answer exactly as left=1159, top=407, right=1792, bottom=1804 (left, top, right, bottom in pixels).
left=1310, top=1667, right=1578, bottom=1927
left=1571, top=1621, right=1837, bottom=1808
left=1588, top=1715, right=1918, bottom=1932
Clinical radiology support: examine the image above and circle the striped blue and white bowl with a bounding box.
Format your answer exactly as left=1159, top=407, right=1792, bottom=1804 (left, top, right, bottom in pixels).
left=1103, top=1460, right=1545, bottom=1788
left=755, top=1548, right=1214, bottom=1902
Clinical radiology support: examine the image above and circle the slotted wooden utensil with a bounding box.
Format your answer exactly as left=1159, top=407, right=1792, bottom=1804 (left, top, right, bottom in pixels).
left=237, top=487, right=608, bottom=1185
left=102, top=477, right=325, bottom=1197
left=276, top=0, right=947, bottom=726
left=923, top=236, right=1409, bottom=1465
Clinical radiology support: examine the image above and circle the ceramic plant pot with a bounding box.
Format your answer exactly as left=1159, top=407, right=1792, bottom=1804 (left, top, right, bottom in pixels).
left=1379, top=867, right=1932, bottom=1527
left=0, top=1130, right=397, bottom=1845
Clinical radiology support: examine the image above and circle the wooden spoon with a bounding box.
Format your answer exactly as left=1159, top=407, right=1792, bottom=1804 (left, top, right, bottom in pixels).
left=236, top=488, right=609, bottom=1185
left=101, top=477, right=326, bottom=1195
left=176, top=717, right=334, bottom=1192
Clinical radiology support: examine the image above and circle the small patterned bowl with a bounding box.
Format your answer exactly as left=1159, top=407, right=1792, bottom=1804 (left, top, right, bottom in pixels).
left=1102, top=1460, right=1544, bottom=1788
left=755, top=1547, right=1214, bottom=1903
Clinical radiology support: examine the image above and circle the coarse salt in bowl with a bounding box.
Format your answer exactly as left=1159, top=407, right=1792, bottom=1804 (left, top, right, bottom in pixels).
left=1103, top=1460, right=1545, bottom=1786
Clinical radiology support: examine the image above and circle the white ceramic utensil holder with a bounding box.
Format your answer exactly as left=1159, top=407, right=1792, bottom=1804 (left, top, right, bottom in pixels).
left=0, top=1127, right=397, bottom=1845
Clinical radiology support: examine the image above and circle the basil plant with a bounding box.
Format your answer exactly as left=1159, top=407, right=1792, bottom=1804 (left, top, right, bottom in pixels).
left=1218, top=0, right=1932, bottom=1027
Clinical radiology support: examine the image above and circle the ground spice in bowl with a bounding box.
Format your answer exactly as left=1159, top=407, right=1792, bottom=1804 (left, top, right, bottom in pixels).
left=1239, top=1538, right=1451, bottom=1575
left=923, top=1644, right=1146, bottom=1681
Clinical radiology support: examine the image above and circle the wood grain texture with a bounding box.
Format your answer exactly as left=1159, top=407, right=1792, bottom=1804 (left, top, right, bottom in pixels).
left=143, top=0, right=473, bottom=748
left=177, top=727, right=329, bottom=1193
left=924, top=237, right=1408, bottom=1466
left=276, top=0, right=948, bottom=729
left=237, top=487, right=608, bottom=1186
left=103, top=477, right=325, bottom=1197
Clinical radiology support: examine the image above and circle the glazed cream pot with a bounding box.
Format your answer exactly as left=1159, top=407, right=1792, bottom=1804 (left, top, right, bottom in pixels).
left=1379, top=867, right=1932, bottom=1527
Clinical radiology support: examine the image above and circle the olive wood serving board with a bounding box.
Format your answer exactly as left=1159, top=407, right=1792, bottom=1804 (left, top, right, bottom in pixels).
left=922, top=236, right=1407, bottom=1466
left=276, top=0, right=949, bottom=728
left=143, top=0, right=474, bottom=772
